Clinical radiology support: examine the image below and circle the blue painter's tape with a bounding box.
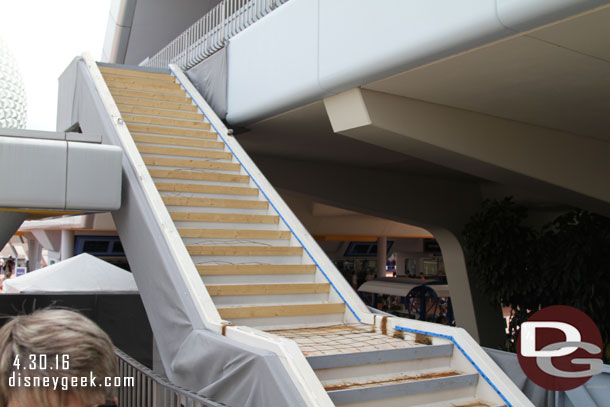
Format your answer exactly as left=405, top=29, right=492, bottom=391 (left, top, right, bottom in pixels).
left=170, top=66, right=361, bottom=322
left=394, top=325, right=512, bottom=407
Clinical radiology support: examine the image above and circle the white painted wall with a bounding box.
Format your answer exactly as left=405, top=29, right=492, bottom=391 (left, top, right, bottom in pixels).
left=226, top=0, right=608, bottom=124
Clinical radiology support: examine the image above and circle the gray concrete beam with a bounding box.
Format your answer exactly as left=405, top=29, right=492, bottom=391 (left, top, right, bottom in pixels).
left=324, top=88, right=610, bottom=215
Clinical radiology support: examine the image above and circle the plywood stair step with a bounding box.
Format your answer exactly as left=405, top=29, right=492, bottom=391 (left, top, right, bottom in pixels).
left=218, top=303, right=346, bottom=319
left=117, top=104, right=203, bottom=120
left=207, top=283, right=330, bottom=296
left=113, top=95, right=198, bottom=112
left=103, top=73, right=179, bottom=88
left=325, top=371, right=479, bottom=406
left=133, top=134, right=223, bottom=149
left=197, top=264, right=316, bottom=275
left=148, top=169, right=248, bottom=183
left=186, top=245, right=303, bottom=256
left=138, top=145, right=231, bottom=160
left=156, top=182, right=259, bottom=196
left=170, top=212, right=278, bottom=224
left=306, top=344, right=454, bottom=370
left=99, top=66, right=174, bottom=82
left=143, top=157, right=240, bottom=172
left=123, top=113, right=210, bottom=130
left=108, top=84, right=186, bottom=97
left=127, top=123, right=216, bottom=139
left=104, top=77, right=182, bottom=93
left=164, top=197, right=267, bottom=210
left=179, top=228, right=288, bottom=239
left=108, top=87, right=191, bottom=103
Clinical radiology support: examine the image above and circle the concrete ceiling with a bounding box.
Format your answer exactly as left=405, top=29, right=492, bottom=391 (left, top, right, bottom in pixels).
left=237, top=101, right=482, bottom=181
left=364, top=6, right=610, bottom=142
left=239, top=6, right=610, bottom=203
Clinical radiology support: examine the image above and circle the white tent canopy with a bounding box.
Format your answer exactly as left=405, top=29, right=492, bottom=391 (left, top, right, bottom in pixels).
left=2, top=253, right=138, bottom=293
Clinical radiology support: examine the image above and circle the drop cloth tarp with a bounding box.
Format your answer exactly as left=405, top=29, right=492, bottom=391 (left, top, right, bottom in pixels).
left=2, top=253, right=138, bottom=293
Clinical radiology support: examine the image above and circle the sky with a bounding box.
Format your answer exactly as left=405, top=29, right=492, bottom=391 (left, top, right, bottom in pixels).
left=0, top=0, right=113, bottom=131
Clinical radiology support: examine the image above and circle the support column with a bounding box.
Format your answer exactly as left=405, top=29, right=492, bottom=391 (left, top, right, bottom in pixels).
left=60, top=230, right=75, bottom=260
left=26, top=237, right=42, bottom=272
left=376, top=236, right=387, bottom=279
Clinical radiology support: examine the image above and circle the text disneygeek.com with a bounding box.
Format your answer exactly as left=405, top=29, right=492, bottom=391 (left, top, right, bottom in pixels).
left=9, top=372, right=135, bottom=391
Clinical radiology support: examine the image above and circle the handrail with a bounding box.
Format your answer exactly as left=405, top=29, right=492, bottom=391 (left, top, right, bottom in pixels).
left=143, top=0, right=290, bottom=69
left=115, top=348, right=229, bottom=407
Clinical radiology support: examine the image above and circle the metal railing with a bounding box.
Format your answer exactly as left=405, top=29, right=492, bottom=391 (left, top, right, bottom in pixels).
left=143, top=0, right=290, bottom=70
left=115, top=348, right=230, bottom=407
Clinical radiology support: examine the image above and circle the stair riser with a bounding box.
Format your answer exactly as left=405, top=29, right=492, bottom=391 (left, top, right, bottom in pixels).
left=227, top=314, right=346, bottom=331
left=314, top=356, right=452, bottom=382
left=113, top=96, right=197, bottom=111
left=159, top=192, right=263, bottom=202
left=202, top=274, right=317, bottom=284
left=190, top=255, right=305, bottom=264
left=155, top=182, right=258, bottom=197
left=173, top=221, right=284, bottom=230
left=328, top=374, right=479, bottom=406
left=212, top=293, right=331, bottom=306
left=150, top=165, right=240, bottom=175
left=152, top=178, right=253, bottom=189
left=335, top=386, right=476, bottom=407
left=166, top=206, right=271, bottom=215
left=182, top=238, right=293, bottom=247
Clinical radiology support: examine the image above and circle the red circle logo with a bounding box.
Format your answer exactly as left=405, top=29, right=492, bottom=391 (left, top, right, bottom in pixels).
left=517, top=305, right=602, bottom=391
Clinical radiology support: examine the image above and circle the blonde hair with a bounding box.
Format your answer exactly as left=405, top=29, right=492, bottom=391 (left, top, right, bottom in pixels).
left=0, top=309, right=118, bottom=406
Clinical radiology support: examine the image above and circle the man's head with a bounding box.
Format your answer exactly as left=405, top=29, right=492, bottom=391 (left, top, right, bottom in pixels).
left=0, top=309, right=118, bottom=407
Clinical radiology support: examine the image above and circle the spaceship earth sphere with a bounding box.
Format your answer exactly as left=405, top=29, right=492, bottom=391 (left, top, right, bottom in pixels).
left=0, top=36, right=27, bottom=128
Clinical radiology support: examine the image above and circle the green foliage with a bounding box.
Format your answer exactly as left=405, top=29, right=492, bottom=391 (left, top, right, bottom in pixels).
left=463, top=198, right=610, bottom=362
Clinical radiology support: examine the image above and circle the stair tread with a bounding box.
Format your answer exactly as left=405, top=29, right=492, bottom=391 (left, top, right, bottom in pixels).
left=108, top=85, right=186, bottom=97
left=163, top=196, right=267, bottom=209
left=116, top=104, right=200, bottom=118
left=134, top=133, right=223, bottom=149
left=139, top=145, right=232, bottom=160
left=268, top=324, right=423, bottom=357
left=113, top=95, right=198, bottom=111
left=171, top=212, right=278, bottom=224
left=127, top=123, right=216, bottom=139
left=180, top=228, right=288, bottom=239
left=197, top=264, right=316, bottom=275
left=123, top=113, right=210, bottom=130
left=156, top=182, right=259, bottom=196
left=108, top=87, right=191, bottom=103
left=143, top=157, right=239, bottom=171
left=149, top=169, right=248, bottom=183
left=187, top=245, right=302, bottom=256
left=306, top=343, right=454, bottom=370
left=98, top=66, right=174, bottom=81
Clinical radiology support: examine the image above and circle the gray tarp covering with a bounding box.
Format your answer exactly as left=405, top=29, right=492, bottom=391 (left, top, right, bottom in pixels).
left=57, top=56, right=306, bottom=407
left=186, top=48, right=227, bottom=119
left=484, top=347, right=554, bottom=407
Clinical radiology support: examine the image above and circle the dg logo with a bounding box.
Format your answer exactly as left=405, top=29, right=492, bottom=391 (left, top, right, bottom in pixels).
left=517, top=305, right=603, bottom=391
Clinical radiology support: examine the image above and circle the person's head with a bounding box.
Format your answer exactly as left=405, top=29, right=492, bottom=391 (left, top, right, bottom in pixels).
left=0, top=309, right=118, bottom=407
left=4, top=258, right=15, bottom=277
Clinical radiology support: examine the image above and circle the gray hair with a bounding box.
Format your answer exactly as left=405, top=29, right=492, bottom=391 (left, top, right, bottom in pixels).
left=0, top=309, right=118, bottom=406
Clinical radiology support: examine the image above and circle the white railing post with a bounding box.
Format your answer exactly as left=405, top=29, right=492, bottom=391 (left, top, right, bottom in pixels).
left=142, top=0, right=290, bottom=69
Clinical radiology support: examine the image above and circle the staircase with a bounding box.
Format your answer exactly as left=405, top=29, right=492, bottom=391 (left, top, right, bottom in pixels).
left=85, top=62, right=529, bottom=407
